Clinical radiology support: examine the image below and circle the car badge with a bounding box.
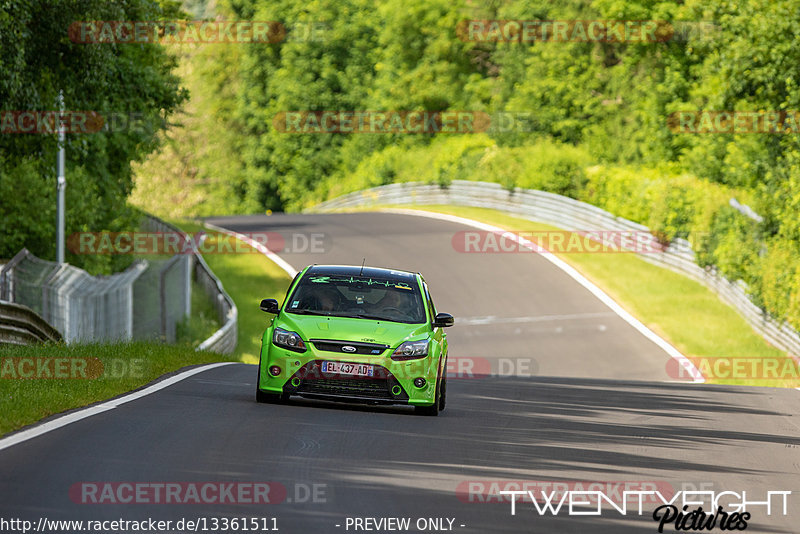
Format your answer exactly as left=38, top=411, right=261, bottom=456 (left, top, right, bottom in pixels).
left=342, top=345, right=357, bottom=353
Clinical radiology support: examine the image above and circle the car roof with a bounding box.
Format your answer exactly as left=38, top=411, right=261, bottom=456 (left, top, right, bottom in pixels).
left=304, top=264, right=418, bottom=282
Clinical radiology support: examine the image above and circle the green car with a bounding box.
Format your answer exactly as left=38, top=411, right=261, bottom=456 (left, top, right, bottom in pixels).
left=256, top=265, right=454, bottom=415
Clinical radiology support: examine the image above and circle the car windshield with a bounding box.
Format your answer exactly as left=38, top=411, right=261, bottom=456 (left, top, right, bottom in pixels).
left=285, top=274, right=426, bottom=324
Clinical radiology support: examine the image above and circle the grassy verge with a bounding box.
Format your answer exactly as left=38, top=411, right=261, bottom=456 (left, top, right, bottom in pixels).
left=0, top=218, right=291, bottom=437
left=348, top=204, right=798, bottom=388
left=169, top=219, right=293, bottom=364
left=0, top=342, right=237, bottom=436
left=175, top=278, right=222, bottom=347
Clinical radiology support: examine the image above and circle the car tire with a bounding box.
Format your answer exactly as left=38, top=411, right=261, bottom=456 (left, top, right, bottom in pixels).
left=256, top=389, right=283, bottom=403
left=438, top=374, right=447, bottom=412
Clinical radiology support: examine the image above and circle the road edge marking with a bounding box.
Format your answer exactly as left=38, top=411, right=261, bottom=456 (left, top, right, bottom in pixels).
left=380, top=207, right=705, bottom=383
left=0, top=362, right=239, bottom=453
left=203, top=221, right=298, bottom=277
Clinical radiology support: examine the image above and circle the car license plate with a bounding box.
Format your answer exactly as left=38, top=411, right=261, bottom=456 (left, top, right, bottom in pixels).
left=321, top=361, right=374, bottom=377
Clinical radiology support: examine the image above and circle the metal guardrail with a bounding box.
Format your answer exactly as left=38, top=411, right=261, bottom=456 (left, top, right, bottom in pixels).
left=314, top=180, right=800, bottom=359
left=140, top=215, right=237, bottom=354
left=194, top=253, right=238, bottom=354
left=0, top=300, right=63, bottom=345
left=0, top=248, right=149, bottom=343
left=0, top=216, right=237, bottom=354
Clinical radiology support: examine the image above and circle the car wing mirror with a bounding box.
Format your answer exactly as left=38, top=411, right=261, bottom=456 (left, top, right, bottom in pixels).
left=432, top=312, right=454, bottom=328
left=260, top=298, right=280, bottom=314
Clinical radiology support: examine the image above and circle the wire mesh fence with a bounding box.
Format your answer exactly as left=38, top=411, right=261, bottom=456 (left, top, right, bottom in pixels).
left=0, top=249, right=147, bottom=343
left=0, top=214, right=236, bottom=352
left=138, top=215, right=237, bottom=352
left=129, top=255, right=192, bottom=343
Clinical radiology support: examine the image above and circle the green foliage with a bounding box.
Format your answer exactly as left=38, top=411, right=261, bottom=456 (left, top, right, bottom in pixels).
left=580, top=166, right=655, bottom=224
left=0, top=0, right=187, bottom=271
left=508, top=141, right=591, bottom=198
left=7, top=0, right=800, bottom=331
left=130, top=39, right=248, bottom=218
left=757, top=240, right=800, bottom=325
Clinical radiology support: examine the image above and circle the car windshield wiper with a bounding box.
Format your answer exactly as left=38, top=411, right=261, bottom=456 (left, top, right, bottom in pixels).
left=349, top=312, right=397, bottom=321
left=316, top=311, right=373, bottom=320
left=287, top=309, right=333, bottom=316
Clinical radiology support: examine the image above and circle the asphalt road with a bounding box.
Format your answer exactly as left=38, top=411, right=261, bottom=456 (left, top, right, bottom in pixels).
left=1, top=211, right=798, bottom=534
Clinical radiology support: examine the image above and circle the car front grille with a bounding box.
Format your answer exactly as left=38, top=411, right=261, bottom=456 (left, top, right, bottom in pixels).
left=310, top=339, right=389, bottom=355
left=298, top=377, right=393, bottom=398
left=286, top=361, right=408, bottom=402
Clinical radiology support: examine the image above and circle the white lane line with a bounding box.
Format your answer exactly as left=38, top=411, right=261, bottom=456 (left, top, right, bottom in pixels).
left=381, top=208, right=705, bottom=383
left=458, top=312, right=616, bottom=326
left=203, top=221, right=298, bottom=277
left=792, top=354, right=800, bottom=392
left=0, top=362, right=239, bottom=453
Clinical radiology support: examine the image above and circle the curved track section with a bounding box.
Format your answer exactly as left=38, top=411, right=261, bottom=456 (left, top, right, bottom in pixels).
left=0, top=212, right=797, bottom=534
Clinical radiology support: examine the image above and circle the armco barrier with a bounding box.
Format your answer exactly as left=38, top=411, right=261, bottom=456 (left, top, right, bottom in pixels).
left=195, top=252, right=237, bottom=354
left=0, top=216, right=236, bottom=354
left=312, top=180, right=800, bottom=359
left=0, top=300, right=63, bottom=345
left=0, top=248, right=148, bottom=343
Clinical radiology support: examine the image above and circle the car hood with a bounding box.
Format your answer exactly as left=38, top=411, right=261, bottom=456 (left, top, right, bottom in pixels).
left=277, top=313, right=429, bottom=348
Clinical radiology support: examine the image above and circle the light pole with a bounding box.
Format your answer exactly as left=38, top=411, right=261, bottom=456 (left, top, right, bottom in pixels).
left=56, top=91, right=66, bottom=264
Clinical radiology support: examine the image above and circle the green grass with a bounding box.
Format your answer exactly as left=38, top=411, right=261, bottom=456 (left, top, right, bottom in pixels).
left=348, top=204, right=798, bottom=388
left=0, top=218, right=291, bottom=437
left=168, top=218, right=293, bottom=364
left=175, top=278, right=222, bottom=347
left=0, top=342, right=237, bottom=436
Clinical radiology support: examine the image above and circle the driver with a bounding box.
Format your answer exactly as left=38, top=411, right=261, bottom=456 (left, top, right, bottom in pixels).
left=373, top=289, right=406, bottom=314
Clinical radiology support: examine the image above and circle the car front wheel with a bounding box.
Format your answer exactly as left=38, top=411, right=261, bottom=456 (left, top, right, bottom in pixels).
left=439, top=374, right=446, bottom=412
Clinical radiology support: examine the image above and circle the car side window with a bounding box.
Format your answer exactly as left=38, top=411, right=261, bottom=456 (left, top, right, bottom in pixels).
left=284, top=272, right=302, bottom=302
left=422, top=282, right=437, bottom=322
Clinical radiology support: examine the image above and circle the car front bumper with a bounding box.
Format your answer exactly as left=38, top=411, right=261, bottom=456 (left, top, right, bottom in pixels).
left=258, top=344, right=440, bottom=406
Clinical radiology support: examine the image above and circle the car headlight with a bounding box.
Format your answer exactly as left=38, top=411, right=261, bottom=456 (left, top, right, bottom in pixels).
left=391, top=340, right=429, bottom=361
left=273, top=327, right=307, bottom=353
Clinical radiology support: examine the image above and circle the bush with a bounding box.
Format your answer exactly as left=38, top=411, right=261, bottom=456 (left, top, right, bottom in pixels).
left=502, top=140, right=591, bottom=198
left=753, top=239, right=800, bottom=326
left=324, top=135, right=800, bottom=333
